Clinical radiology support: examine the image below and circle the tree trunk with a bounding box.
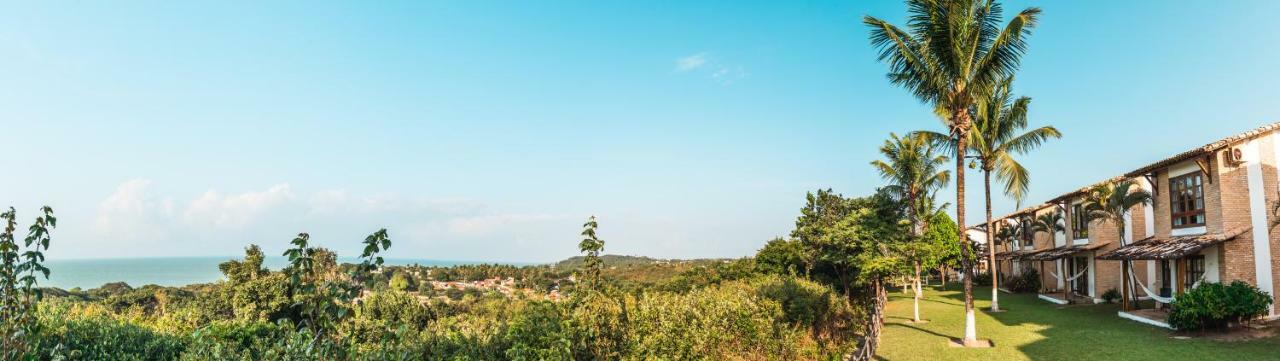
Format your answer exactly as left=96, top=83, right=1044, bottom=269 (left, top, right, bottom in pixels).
left=954, top=124, right=978, bottom=344
left=985, top=170, right=1000, bottom=312
left=1119, top=227, right=1140, bottom=308
left=940, top=265, right=947, bottom=287
left=849, top=278, right=887, bottom=361
left=913, top=261, right=922, bottom=322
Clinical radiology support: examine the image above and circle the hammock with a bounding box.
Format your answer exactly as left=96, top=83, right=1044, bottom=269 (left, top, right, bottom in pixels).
left=1126, top=266, right=1204, bottom=304
left=1049, top=266, right=1088, bottom=283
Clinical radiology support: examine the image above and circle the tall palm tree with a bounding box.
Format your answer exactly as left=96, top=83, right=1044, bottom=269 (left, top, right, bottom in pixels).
left=1082, top=180, right=1152, bottom=308
left=920, top=76, right=1061, bottom=311
left=865, top=0, right=1040, bottom=345
left=871, top=132, right=950, bottom=323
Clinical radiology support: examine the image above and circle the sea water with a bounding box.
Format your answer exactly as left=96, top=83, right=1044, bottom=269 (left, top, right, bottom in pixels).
left=40, top=257, right=508, bottom=289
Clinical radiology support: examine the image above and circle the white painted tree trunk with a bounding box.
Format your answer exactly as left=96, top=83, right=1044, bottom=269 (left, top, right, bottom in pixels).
left=964, top=309, right=977, bottom=342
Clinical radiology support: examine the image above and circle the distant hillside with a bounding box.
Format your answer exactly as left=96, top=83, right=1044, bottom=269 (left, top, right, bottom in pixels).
left=553, top=254, right=663, bottom=270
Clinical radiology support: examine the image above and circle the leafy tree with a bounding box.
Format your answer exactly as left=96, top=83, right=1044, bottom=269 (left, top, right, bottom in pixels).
left=0, top=206, right=55, bottom=358
left=866, top=0, right=1041, bottom=345
left=800, top=190, right=906, bottom=360
left=282, top=229, right=392, bottom=347
left=921, top=211, right=962, bottom=288
left=576, top=216, right=605, bottom=292
left=389, top=272, right=412, bottom=292
left=220, top=244, right=268, bottom=284
left=791, top=189, right=855, bottom=278
left=1082, top=180, right=1151, bottom=307
left=754, top=237, right=806, bottom=276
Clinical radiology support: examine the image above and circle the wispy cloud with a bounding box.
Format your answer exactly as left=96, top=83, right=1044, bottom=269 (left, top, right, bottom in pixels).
left=675, top=52, right=709, bottom=72
left=673, top=52, right=748, bottom=84
left=85, top=179, right=577, bottom=261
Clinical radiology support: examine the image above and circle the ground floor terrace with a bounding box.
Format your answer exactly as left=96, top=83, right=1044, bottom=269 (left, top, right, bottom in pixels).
left=878, top=284, right=1280, bottom=361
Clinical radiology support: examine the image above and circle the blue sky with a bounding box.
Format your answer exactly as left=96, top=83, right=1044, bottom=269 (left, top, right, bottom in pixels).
left=1, top=1, right=1278, bottom=262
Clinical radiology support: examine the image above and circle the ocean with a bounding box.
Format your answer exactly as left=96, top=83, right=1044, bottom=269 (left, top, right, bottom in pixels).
left=40, top=257, right=516, bottom=289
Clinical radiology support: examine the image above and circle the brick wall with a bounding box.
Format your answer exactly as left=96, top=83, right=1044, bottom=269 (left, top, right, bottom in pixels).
left=1216, top=146, right=1258, bottom=285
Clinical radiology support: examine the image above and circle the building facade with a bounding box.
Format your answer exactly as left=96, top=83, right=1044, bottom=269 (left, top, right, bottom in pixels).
left=977, top=123, right=1280, bottom=319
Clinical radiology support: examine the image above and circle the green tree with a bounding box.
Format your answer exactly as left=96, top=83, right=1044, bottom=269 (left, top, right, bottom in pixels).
left=219, top=244, right=268, bottom=284
left=922, top=211, right=962, bottom=288
left=1082, top=180, right=1151, bottom=308
left=754, top=237, right=806, bottom=276
left=871, top=132, right=950, bottom=323
left=0, top=206, right=55, bottom=358
left=791, top=189, right=855, bottom=278
left=801, top=190, right=906, bottom=360
left=920, top=76, right=1060, bottom=311
left=388, top=272, right=412, bottom=292
left=865, top=0, right=1041, bottom=345
left=577, top=216, right=605, bottom=292
left=282, top=229, right=392, bottom=347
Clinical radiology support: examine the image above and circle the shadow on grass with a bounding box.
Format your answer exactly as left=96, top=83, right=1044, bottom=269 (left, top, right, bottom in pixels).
left=885, top=321, right=958, bottom=340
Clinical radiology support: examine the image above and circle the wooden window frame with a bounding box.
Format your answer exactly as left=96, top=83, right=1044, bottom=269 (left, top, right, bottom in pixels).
left=1169, top=172, right=1206, bottom=229
left=1071, top=203, right=1089, bottom=239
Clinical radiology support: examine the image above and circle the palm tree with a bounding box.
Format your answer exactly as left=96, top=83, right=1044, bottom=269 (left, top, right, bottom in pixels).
left=1032, top=211, right=1065, bottom=291
left=991, top=219, right=1019, bottom=282
left=1082, top=180, right=1152, bottom=308
left=865, top=0, right=1040, bottom=345
left=920, top=76, right=1060, bottom=311
left=1031, top=211, right=1065, bottom=238
left=871, top=132, right=950, bottom=323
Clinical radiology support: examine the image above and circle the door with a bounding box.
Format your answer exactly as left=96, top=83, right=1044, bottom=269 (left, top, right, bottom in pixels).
left=1071, top=256, right=1089, bottom=296
left=1159, top=260, right=1172, bottom=297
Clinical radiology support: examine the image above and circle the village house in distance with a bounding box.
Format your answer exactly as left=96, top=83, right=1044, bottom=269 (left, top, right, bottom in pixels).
left=972, top=122, right=1280, bottom=329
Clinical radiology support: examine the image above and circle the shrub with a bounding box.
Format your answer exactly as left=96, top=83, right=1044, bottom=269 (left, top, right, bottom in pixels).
left=972, top=272, right=992, bottom=286
left=1006, top=267, right=1041, bottom=293
left=1101, top=288, right=1120, bottom=304
left=1168, top=281, right=1273, bottom=330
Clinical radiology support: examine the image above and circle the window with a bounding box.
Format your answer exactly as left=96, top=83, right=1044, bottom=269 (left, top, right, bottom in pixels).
left=1021, top=218, right=1033, bottom=245
left=1185, top=255, right=1205, bottom=289
left=1071, top=203, right=1089, bottom=239
left=1170, top=172, right=1206, bottom=228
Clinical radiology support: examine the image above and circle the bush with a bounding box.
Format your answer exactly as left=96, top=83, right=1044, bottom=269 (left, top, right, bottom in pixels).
left=972, top=272, right=992, bottom=286
left=1101, top=288, right=1120, bottom=304
left=1168, top=281, right=1273, bottom=331
left=1005, top=267, right=1041, bottom=293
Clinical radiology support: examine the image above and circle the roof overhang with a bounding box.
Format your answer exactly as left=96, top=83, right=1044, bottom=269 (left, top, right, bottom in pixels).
left=1026, top=242, right=1113, bottom=261
left=1096, top=227, right=1248, bottom=260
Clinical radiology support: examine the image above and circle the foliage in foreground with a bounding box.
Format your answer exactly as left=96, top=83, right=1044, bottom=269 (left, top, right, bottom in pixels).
left=33, top=274, right=854, bottom=360
left=1168, top=281, right=1273, bottom=331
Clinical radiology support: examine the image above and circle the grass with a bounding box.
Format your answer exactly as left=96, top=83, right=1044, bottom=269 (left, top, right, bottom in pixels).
left=876, top=284, right=1280, bottom=361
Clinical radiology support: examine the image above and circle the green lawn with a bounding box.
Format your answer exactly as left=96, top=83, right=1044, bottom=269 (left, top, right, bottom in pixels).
left=876, top=284, right=1280, bottom=361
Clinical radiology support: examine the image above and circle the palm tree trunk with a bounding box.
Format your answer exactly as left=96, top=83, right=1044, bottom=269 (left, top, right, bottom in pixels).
left=986, top=170, right=1000, bottom=311
left=1119, top=226, right=1139, bottom=308
left=955, top=128, right=977, bottom=344
left=913, top=261, right=922, bottom=322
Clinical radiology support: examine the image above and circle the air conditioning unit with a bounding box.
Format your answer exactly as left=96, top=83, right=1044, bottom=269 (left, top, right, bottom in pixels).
left=1225, top=146, right=1245, bottom=165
